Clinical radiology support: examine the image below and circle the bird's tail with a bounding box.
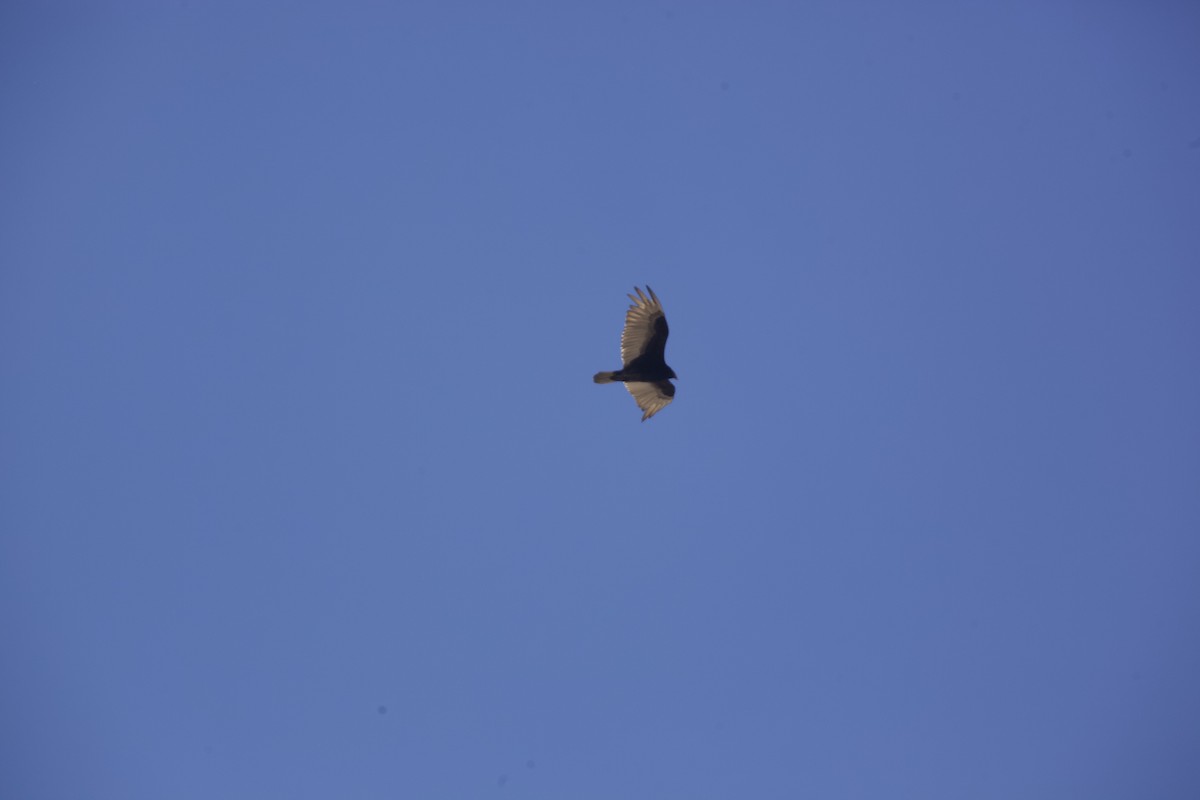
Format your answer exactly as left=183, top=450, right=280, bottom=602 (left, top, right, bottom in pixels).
left=593, top=371, right=616, bottom=384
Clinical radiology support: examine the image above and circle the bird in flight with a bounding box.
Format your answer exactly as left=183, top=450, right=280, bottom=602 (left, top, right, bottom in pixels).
left=594, top=286, right=677, bottom=421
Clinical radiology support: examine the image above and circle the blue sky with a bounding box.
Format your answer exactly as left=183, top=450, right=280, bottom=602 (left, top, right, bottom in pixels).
left=3, top=2, right=1199, bottom=798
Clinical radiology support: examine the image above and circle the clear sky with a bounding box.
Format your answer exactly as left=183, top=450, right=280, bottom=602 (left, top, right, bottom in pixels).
left=3, top=3, right=1199, bottom=798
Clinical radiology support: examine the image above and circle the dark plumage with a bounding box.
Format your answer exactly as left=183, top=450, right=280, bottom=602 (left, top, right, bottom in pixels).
left=593, top=286, right=677, bottom=421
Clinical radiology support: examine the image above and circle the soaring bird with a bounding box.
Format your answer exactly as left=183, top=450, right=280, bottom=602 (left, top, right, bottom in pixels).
left=593, top=286, right=677, bottom=421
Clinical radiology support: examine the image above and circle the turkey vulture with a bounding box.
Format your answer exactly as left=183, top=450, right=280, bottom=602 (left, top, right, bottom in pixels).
left=593, top=286, right=677, bottom=421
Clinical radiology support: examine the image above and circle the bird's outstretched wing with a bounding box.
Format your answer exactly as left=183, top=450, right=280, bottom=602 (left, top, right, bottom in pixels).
left=625, top=380, right=675, bottom=421
left=620, top=286, right=669, bottom=367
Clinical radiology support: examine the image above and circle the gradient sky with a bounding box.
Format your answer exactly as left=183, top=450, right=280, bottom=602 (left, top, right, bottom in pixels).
left=3, top=3, right=1199, bottom=798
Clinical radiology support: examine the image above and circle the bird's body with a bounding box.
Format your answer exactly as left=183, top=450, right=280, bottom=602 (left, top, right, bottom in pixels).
left=594, top=286, right=677, bottom=421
